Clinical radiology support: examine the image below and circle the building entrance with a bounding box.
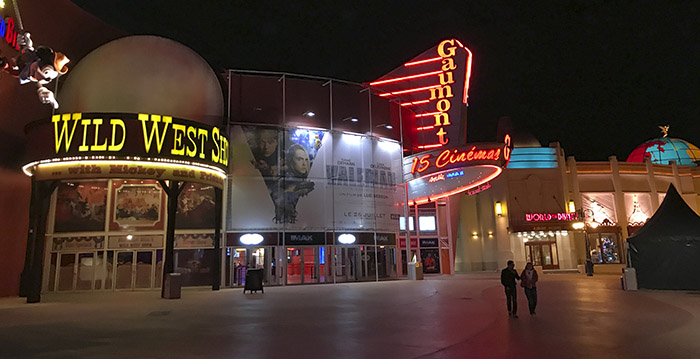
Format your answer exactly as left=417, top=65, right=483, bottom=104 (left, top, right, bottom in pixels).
left=525, top=242, right=559, bottom=269
left=114, top=250, right=163, bottom=290
left=286, top=246, right=329, bottom=284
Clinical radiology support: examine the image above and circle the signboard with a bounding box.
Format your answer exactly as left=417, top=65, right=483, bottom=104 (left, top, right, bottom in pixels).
left=401, top=136, right=512, bottom=205
left=370, top=39, right=472, bottom=150
left=226, top=232, right=279, bottom=246
left=108, top=235, right=163, bottom=249
left=283, top=232, right=326, bottom=246
left=23, top=113, right=228, bottom=188
left=52, top=236, right=105, bottom=251
left=174, top=233, right=215, bottom=248
left=419, top=238, right=439, bottom=248
left=525, top=212, right=578, bottom=222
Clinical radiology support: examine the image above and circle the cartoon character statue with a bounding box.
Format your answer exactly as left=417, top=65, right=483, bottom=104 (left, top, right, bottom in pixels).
left=0, top=32, right=69, bottom=109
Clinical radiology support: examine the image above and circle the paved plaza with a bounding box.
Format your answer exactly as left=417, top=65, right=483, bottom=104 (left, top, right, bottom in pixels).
left=1, top=273, right=699, bottom=358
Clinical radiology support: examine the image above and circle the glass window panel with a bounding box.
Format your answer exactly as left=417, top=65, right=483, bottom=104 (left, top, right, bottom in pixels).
left=399, top=217, right=414, bottom=231
left=76, top=253, right=94, bottom=290
left=419, top=216, right=437, bottom=232
left=134, top=251, right=153, bottom=289
left=105, top=251, right=114, bottom=290
left=58, top=254, right=76, bottom=291
left=115, top=252, right=133, bottom=289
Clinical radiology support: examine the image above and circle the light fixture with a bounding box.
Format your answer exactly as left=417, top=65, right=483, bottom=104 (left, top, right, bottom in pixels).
left=338, top=233, right=356, bottom=244
left=568, top=200, right=576, bottom=213
left=589, top=221, right=600, bottom=229
left=495, top=201, right=503, bottom=217
left=472, top=232, right=478, bottom=239
left=303, top=111, right=315, bottom=117
left=240, top=233, right=264, bottom=245
left=126, top=234, right=133, bottom=240
left=572, top=222, right=584, bottom=230
left=376, top=124, right=393, bottom=129
left=342, top=117, right=359, bottom=123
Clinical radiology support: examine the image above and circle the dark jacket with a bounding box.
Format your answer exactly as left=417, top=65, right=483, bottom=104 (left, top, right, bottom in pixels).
left=501, top=268, right=520, bottom=288
left=520, top=268, right=538, bottom=289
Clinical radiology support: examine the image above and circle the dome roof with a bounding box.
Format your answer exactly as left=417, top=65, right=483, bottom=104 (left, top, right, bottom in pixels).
left=627, top=137, right=700, bottom=167
left=58, top=35, right=223, bottom=125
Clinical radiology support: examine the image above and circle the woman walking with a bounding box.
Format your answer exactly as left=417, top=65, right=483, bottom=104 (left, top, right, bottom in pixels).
left=520, top=262, right=539, bottom=315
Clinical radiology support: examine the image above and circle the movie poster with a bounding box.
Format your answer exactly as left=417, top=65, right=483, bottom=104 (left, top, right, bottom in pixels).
left=111, top=181, right=164, bottom=230
left=228, top=125, right=402, bottom=233
left=176, top=183, right=216, bottom=229
left=54, top=181, right=108, bottom=232
left=420, top=249, right=441, bottom=274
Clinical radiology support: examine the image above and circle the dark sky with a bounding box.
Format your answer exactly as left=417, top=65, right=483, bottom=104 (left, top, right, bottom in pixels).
left=71, top=1, right=700, bottom=161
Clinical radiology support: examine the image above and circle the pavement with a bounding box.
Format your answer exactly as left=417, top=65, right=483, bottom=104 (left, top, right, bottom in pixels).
left=1, top=273, right=699, bottom=359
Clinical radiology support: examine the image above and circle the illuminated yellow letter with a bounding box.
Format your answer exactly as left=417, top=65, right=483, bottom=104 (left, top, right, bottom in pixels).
left=53, top=113, right=81, bottom=153
left=171, top=124, right=186, bottom=156
left=140, top=114, right=171, bottom=153
left=437, top=39, right=456, bottom=58
left=108, top=118, right=126, bottom=151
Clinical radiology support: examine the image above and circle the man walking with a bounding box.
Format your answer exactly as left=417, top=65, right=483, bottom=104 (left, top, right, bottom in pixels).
left=501, top=260, right=521, bottom=318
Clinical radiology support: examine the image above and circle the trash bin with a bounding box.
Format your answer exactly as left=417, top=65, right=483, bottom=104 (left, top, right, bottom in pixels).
left=585, top=260, right=594, bottom=276
left=244, top=268, right=264, bottom=293
left=407, top=262, right=424, bottom=280
left=621, top=267, right=638, bottom=291
left=163, top=273, right=182, bottom=299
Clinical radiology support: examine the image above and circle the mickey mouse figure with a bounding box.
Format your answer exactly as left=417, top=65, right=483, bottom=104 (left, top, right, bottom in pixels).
left=0, top=32, right=69, bottom=109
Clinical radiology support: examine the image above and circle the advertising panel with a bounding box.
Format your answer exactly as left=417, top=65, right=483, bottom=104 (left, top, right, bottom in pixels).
left=110, top=181, right=165, bottom=230
left=227, top=125, right=402, bottom=233
left=176, top=183, right=216, bottom=229
left=54, top=181, right=108, bottom=232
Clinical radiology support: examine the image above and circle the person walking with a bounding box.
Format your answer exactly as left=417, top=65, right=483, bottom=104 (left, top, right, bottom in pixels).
left=520, top=262, right=539, bottom=316
left=500, top=260, right=521, bottom=318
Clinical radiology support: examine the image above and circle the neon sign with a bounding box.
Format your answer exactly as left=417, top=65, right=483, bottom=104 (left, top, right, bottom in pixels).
left=0, top=12, right=20, bottom=50
left=370, top=39, right=472, bottom=150
left=467, top=182, right=491, bottom=195
left=525, top=213, right=579, bottom=222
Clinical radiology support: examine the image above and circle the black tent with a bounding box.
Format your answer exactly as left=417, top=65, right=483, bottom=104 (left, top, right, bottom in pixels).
left=627, top=184, right=700, bottom=290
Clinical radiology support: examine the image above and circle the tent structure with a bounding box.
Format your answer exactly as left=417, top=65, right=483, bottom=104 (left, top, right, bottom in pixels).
left=627, top=184, right=700, bottom=290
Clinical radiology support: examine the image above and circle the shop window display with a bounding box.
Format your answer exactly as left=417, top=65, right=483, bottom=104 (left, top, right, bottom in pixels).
left=589, top=233, right=621, bottom=264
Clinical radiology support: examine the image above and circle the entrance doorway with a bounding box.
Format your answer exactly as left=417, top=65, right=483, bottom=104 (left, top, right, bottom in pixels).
left=525, top=242, right=559, bottom=269
left=226, top=247, right=279, bottom=287
left=286, top=246, right=328, bottom=284
left=114, top=250, right=163, bottom=290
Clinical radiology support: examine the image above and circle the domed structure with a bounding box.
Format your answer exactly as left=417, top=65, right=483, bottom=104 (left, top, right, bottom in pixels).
left=57, top=35, right=224, bottom=125
left=627, top=137, right=700, bottom=167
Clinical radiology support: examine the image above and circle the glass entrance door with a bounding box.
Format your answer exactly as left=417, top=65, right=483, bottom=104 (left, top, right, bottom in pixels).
left=334, top=246, right=359, bottom=282
left=114, top=250, right=159, bottom=290
left=525, top=242, right=559, bottom=269
left=55, top=251, right=99, bottom=291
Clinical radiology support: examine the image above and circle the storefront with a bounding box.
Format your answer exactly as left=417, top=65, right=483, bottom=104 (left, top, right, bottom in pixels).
left=22, top=112, right=228, bottom=300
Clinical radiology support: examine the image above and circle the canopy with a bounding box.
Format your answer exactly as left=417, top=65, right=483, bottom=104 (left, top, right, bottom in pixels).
left=627, top=184, right=700, bottom=290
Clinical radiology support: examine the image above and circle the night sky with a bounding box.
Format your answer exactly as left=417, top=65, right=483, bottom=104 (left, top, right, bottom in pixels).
left=71, top=1, right=700, bottom=161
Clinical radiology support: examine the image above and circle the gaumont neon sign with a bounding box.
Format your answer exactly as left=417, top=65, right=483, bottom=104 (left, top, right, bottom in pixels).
left=525, top=212, right=579, bottom=222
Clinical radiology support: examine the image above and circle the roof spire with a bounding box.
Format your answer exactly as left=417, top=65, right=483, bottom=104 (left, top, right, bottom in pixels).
left=658, top=125, right=669, bottom=138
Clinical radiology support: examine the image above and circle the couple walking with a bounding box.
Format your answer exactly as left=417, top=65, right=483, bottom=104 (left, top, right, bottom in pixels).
left=500, top=260, right=538, bottom=318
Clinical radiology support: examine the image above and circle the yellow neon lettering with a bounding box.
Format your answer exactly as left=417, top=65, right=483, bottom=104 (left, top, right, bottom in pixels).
left=108, top=119, right=126, bottom=151
left=90, top=119, right=108, bottom=151
left=437, top=39, right=456, bottom=58
left=53, top=113, right=81, bottom=153
left=197, top=128, right=208, bottom=159
left=78, top=118, right=91, bottom=152
left=186, top=126, right=197, bottom=157
left=211, top=127, right=220, bottom=162
left=140, top=114, right=171, bottom=153
left=171, top=124, right=186, bottom=156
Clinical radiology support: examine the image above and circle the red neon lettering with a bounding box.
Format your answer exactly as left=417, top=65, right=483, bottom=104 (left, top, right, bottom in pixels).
left=411, top=154, right=431, bottom=174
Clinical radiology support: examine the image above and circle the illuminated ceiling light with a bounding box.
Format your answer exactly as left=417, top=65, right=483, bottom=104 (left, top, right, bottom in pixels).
left=240, top=233, right=264, bottom=245
left=572, top=222, right=585, bottom=230
left=589, top=221, right=600, bottom=229
left=126, top=234, right=133, bottom=240
left=376, top=124, right=393, bottom=130
left=568, top=200, right=576, bottom=213
left=342, top=117, right=359, bottom=123
left=338, top=233, right=356, bottom=244
left=303, top=111, right=315, bottom=117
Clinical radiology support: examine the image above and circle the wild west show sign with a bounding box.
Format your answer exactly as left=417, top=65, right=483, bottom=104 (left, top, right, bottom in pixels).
left=371, top=39, right=511, bottom=204
left=23, top=113, right=229, bottom=188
